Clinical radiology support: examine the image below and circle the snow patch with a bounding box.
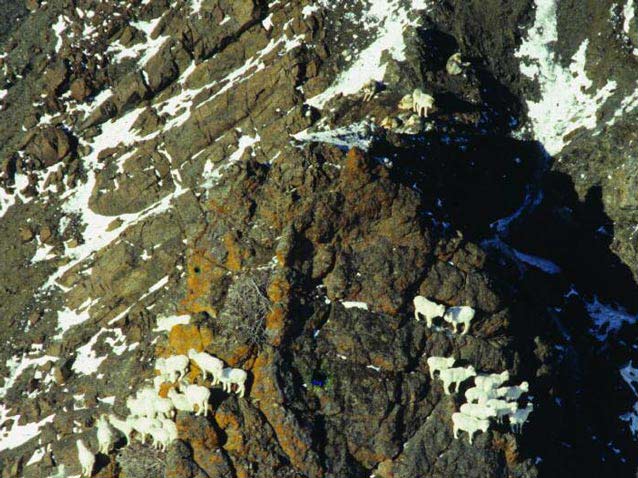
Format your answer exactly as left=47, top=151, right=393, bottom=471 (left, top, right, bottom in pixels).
left=620, top=362, right=638, bottom=436
left=0, top=414, right=55, bottom=452
left=155, top=314, right=191, bottom=332
left=306, top=0, right=431, bottom=108
left=292, top=122, right=375, bottom=151
left=341, top=301, right=369, bottom=310
left=586, top=297, right=637, bottom=341
left=515, top=1, right=617, bottom=155
left=512, top=249, right=561, bottom=274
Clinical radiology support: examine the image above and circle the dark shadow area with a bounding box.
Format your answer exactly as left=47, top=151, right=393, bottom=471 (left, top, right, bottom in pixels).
left=366, top=42, right=638, bottom=476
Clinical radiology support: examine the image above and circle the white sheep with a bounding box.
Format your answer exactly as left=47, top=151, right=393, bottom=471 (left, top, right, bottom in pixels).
left=465, top=386, right=497, bottom=404
left=108, top=414, right=133, bottom=445
left=413, top=296, right=446, bottom=327
left=485, top=399, right=518, bottom=423
left=474, top=371, right=510, bottom=391
left=168, top=387, right=195, bottom=413
left=496, top=381, right=529, bottom=401
left=452, top=412, right=490, bottom=444
left=446, top=52, right=470, bottom=76
left=159, top=417, right=178, bottom=443
left=460, top=402, right=497, bottom=420
left=165, top=355, right=190, bottom=382
left=188, top=349, right=224, bottom=384
left=362, top=80, right=382, bottom=102
left=510, top=403, right=534, bottom=433
left=412, top=89, right=435, bottom=117
left=439, top=365, right=476, bottom=395
left=149, top=426, right=171, bottom=451
left=95, top=415, right=115, bottom=455
left=219, top=367, right=248, bottom=397
left=155, top=357, right=170, bottom=380
left=76, top=439, right=95, bottom=477
left=131, top=417, right=162, bottom=444
left=152, top=396, right=175, bottom=420
left=184, top=384, right=211, bottom=416
left=443, top=306, right=475, bottom=335
left=426, top=356, right=456, bottom=380
left=126, top=395, right=152, bottom=418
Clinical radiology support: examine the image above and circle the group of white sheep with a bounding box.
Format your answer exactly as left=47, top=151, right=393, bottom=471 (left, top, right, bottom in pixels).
left=427, top=355, right=533, bottom=444
left=413, top=295, right=476, bottom=335
left=74, top=319, right=249, bottom=476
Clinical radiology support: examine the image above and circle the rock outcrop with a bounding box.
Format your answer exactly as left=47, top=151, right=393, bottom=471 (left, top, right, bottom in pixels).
left=1, top=1, right=637, bottom=477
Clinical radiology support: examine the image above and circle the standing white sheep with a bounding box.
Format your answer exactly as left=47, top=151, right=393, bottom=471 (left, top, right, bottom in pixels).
left=412, top=89, right=435, bottom=117
left=168, top=387, right=195, bottom=413
left=439, top=365, right=476, bottom=394
left=76, top=439, right=95, bottom=477
left=152, top=396, right=175, bottom=420
left=219, top=368, right=249, bottom=397
left=485, top=399, right=518, bottom=423
left=496, top=382, right=529, bottom=401
left=413, top=296, right=446, bottom=327
left=188, top=349, right=224, bottom=385
left=460, top=403, right=497, bottom=420
left=452, top=412, right=490, bottom=444
left=108, top=414, right=133, bottom=445
left=510, top=403, right=534, bottom=433
left=184, top=384, right=211, bottom=416
left=148, top=426, right=171, bottom=451
left=465, top=386, right=497, bottom=404
left=160, top=417, right=178, bottom=443
left=443, top=306, right=476, bottom=335
left=131, top=417, right=162, bottom=444
left=426, top=356, right=456, bottom=380
left=474, top=371, right=510, bottom=391
left=95, top=415, right=115, bottom=455
left=165, top=355, right=190, bottom=382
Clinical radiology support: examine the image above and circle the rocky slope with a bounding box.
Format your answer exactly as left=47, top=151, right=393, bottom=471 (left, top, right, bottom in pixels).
left=0, top=0, right=637, bottom=477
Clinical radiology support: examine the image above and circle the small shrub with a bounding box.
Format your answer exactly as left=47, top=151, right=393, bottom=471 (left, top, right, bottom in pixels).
left=116, top=442, right=166, bottom=478
left=220, top=270, right=271, bottom=347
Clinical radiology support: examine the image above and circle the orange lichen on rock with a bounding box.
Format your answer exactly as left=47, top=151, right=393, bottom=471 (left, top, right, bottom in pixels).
left=265, top=304, right=287, bottom=346
left=215, top=408, right=244, bottom=453
left=223, top=232, right=250, bottom=271
left=267, top=273, right=291, bottom=303
left=493, top=435, right=520, bottom=466
left=251, top=352, right=320, bottom=475
left=180, top=248, right=223, bottom=317
left=168, top=324, right=213, bottom=355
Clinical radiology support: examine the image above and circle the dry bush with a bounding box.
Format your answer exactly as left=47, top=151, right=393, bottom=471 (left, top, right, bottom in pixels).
left=116, top=442, right=166, bottom=478
left=220, top=270, right=271, bottom=346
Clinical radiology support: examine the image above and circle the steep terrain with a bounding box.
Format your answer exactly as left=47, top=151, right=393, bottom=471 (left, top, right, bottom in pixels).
left=0, top=1, right=637, bottom=477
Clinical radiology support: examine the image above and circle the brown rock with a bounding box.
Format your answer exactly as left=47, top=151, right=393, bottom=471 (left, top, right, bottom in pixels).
left=39, top=225, right=52, bottom=243
left=26, top=127, right=72, bottom=167
left=70, top=78, right=91, bottom=101
left=19, top=226, right=34, bottom=242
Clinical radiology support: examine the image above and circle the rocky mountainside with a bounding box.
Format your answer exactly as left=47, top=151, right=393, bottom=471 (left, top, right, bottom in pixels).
left=0, top=0, right=637, bottom=477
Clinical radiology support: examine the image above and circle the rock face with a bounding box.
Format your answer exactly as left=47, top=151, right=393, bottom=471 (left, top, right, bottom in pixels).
left=0, top=1, right=637, bottom=478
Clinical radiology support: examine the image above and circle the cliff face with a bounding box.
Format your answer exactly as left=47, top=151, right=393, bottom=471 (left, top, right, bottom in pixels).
left=0, top=1, right=637, bottom=477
